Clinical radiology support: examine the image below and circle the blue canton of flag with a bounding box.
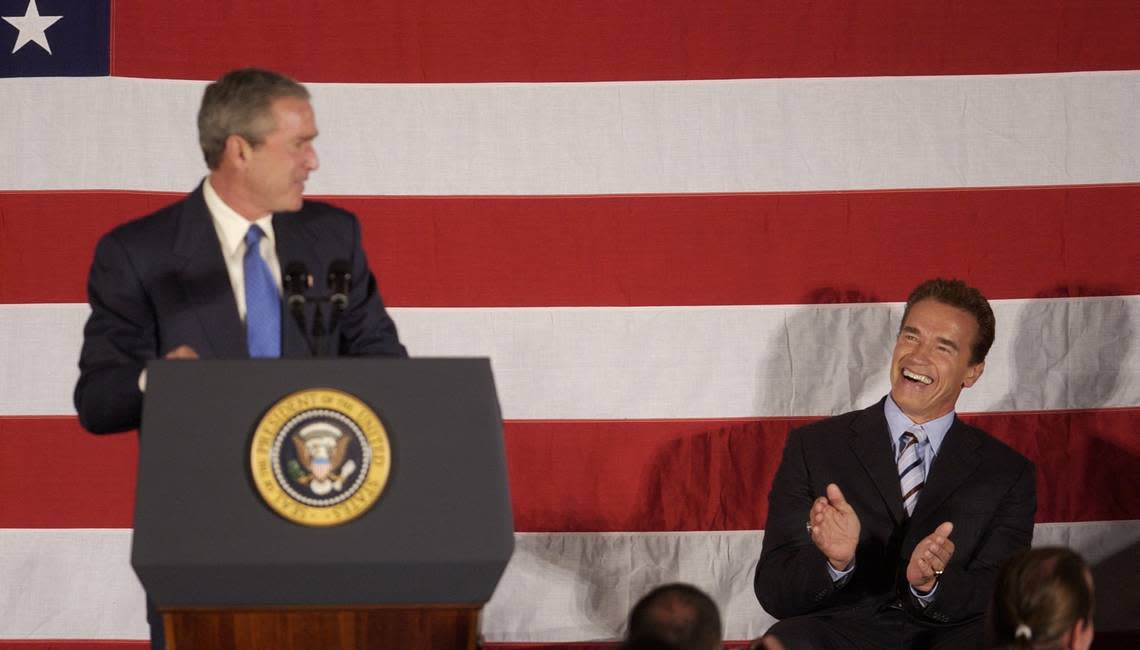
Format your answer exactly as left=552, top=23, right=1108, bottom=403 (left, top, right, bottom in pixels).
left=0, top=0, right=108, bottom=77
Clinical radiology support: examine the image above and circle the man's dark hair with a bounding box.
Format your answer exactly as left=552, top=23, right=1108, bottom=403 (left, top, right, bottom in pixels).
left=624, top=583, right=722, bottom=650
left=197, top=68, right=310, bottom=169
left=902, top=278, right=996, bottom=365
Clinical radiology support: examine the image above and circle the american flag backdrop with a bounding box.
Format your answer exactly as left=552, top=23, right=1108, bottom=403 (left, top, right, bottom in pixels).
left=2, top=1, right=1139, bottom=647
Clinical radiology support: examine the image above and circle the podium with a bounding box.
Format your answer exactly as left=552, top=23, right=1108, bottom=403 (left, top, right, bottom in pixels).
left=132, top=358, right=514, bottom=649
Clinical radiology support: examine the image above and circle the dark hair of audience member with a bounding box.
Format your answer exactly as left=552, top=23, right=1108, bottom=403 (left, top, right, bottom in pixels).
left=623, top=583, right=723, bottom=650
left=988, top=547, right=1095, bottom=649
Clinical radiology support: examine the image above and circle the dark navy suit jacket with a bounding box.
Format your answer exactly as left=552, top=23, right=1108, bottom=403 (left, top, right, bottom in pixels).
left=74, top=184, right=407, bottom=434
left=754, top=398, right=1035, bottom=630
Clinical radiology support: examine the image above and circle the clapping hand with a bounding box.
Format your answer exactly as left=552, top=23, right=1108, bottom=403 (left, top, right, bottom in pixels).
left=808, top=483, right=860, bottom=571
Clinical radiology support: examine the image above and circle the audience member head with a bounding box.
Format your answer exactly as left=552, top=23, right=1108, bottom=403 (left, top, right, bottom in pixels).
left=989, top=547, right=1095, bottom=649
left=623, top=583, right=723, bottom=650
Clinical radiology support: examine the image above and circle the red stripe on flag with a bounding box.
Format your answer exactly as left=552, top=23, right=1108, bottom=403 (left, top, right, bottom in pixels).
left=0, top=640, right=1135, bottom=649
left=5, top=410, right=1139, bottom=530
left=108, top=2, right=1140, bottom=82
left=0, top=417, right=139, bottom=528
left=3, top=185, right=1139, bottom=306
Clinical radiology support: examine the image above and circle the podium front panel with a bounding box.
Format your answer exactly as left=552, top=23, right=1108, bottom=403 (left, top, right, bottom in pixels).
left=132, top=358, right=514, bottom=608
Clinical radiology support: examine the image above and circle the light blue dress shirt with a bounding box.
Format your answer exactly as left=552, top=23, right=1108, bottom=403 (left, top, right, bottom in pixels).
left=825, top=396, right=956, bottom=604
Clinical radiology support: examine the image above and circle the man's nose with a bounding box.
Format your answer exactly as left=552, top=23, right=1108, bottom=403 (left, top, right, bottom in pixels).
left=909, top=343, right=934, bottom=362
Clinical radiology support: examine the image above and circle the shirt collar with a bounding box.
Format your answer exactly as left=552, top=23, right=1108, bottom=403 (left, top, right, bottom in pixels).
left=884, top=394, right=954, bottom=454
left=203, top=177, right=276, bottom=257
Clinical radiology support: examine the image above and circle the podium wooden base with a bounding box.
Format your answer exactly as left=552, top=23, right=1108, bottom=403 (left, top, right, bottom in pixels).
left=164, top=605, right=481, bottom=650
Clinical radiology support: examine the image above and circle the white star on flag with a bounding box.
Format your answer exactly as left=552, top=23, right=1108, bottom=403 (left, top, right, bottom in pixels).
left=3, top=0, right=63, bottom=54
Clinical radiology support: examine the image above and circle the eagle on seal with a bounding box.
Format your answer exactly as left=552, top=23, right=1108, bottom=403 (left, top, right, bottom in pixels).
left=291, top=421, right=358, bottom=496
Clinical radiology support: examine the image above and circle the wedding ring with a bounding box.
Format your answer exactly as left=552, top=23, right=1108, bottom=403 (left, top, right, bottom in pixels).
left=934, top=569, right=944, bottom=577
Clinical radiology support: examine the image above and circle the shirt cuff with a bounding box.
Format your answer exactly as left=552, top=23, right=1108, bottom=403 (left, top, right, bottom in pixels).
left=910, top=581, right=938, bottom=606
left=826, top=560, right=855, bottom=583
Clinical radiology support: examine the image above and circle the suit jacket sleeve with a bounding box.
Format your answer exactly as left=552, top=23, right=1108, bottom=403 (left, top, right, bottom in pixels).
left=337, top=213, right=407, bottom=358
left=912, top=456, right=1036, bottom=623
left=754, top=426, right=847, bottom=618
left=73, top=232, right=156, bottom=434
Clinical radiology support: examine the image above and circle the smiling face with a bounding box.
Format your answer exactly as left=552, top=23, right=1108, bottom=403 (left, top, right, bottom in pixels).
left=889, top=298, right=985, bottom=423
left=241, top=96, right=319, bottom=214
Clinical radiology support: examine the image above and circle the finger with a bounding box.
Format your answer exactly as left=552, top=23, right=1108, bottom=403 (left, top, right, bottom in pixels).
left=931, top=540, right=953, bottom=562
left=812, top=498, right=831, bottom=522
left=927, top=552, right=945, bottom=573
left=916, top=556, right=933, bottom=581
left=935, top=521, right=954, bottom=538
left=922, top=548, right=942, bottom=573
left=926, top=538, right=945, bottom=558
left=164, top=344, right=199, bottom=359
left=826, top=483, right=847, bottom=506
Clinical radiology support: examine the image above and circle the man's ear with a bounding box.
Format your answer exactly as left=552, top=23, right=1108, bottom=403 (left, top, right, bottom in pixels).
left=222, top=134, right=252, bottom=167
left=962, top=361, right=985, bottom=388
left=1068, top=617, right=1094, bottom=650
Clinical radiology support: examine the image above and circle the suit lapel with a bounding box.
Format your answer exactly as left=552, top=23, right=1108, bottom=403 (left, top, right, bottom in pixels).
left=910, top=418, right=982, bottom=529
left=848, top=399, right=907, bottom=525
left=171, top=185, right=247, bottom=359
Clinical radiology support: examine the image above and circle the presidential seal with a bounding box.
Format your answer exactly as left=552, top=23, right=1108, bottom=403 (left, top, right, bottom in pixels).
left=250, top=388, right=390, bottom=527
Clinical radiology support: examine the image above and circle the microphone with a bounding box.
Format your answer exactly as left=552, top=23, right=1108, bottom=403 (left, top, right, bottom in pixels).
left=325, top=260, right=351, bottom=350
left=283, top=261, right=312, bottom=310
left=327, top=260, right=351, bottom=310
left=283, top=261, right=313, bottom=353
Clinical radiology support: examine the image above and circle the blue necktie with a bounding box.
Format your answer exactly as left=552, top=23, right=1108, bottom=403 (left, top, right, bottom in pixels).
left=244, top=225, right=281, bottom=358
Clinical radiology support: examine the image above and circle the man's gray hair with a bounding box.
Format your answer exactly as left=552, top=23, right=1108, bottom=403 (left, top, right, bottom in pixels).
left=197, top=68, right=310, bottom=169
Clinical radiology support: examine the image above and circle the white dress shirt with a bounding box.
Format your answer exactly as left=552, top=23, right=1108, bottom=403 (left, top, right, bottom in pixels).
left=202, top=177, right=283, bottom=320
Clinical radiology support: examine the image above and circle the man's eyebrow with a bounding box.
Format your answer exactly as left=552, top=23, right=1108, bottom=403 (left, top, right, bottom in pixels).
left=900, top=325, right=920, bottom=335
left=935, top=336, right=960, bottom=351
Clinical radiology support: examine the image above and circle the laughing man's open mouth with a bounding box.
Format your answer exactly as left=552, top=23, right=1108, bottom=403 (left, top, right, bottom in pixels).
left=901, top=368, right=933, bottom=385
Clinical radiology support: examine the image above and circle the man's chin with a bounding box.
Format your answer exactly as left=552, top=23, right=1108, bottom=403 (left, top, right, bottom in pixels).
left=275, top=197, right=304, bottom=213
left=890, top=391, right=954, bottom=424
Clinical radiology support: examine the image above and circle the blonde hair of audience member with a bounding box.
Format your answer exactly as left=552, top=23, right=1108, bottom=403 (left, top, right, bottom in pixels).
left=989, top=547, right=1094, bottom=649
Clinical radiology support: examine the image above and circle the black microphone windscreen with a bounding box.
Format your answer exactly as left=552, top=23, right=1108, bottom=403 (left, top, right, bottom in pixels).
left=283, top=261, right=311, bottom=299
left=327, top=260, right=351, bottom=309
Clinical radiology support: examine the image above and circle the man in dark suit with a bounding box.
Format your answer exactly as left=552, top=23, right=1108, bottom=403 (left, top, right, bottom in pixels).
left=753, top=279, right=1035, bottom=649
left=73, top=68, right=406, bottom=646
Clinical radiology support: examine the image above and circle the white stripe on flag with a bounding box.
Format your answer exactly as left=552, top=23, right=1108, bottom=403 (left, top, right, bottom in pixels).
left=5, top=297, right=1139, bottom=418
left=4, top=71, right=1139, bottom=195
left=3, top=522, right=1137, bottom=641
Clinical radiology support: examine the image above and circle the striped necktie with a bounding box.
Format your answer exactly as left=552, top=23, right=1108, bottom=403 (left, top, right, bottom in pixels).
left=898, top=429, right=925, bottom=516
left=244, top=225, right=281, bottom=358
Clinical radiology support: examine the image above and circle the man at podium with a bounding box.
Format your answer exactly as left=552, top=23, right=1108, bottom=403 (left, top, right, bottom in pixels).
left=75, top=66, right=406, bottom=434
left=73, top=67, right=408, bottom=647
